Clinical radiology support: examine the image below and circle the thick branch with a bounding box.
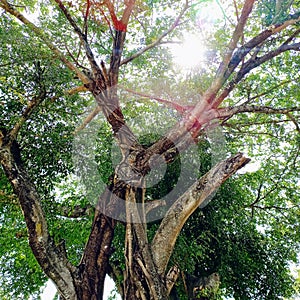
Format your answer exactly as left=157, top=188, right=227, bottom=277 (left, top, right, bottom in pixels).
left=222, top=19, right=299, bottom=85
left=104, top=0, right=135, bottom=32
left=0, top=139, right=77, bottom=299
left=205, top=0, right=255, bottom=102
left=151, top=153, right=250, bottom=275
left=147, top=11, right=300, bottom=159
left=214, top=42, right=300, bottom=106
left=212, top=15, right=300, bottom=108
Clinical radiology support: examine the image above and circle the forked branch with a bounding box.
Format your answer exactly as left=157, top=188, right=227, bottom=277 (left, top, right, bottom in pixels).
left=54, top=0, right=103, bottom=77
left=205, top=0, right=255, bottom=101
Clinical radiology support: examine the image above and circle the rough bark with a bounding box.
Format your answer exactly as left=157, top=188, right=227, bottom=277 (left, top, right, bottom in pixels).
left=0, top=130, right=122, bottom=299
left=0, top=133, right=78, bottom=299
left=151, top=153, right=250, bottom=275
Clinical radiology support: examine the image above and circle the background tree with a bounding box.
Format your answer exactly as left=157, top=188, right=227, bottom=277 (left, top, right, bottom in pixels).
left=0, top=0, right=299, bottom=299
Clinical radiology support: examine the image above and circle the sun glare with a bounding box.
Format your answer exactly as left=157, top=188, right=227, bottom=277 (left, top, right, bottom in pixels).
left=170, top=0, right=223, bottom=70
left=171, top=33, right=206, bottom=69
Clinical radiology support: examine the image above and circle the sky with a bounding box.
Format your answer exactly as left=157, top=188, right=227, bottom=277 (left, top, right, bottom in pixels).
left=40, top=276, right=121, bottom=300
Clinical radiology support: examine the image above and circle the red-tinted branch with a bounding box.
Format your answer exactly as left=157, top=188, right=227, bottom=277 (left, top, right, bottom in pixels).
left=83, top=0, right=91, bottom=36
left=121, top=86, right=193, bottom=113
left=104, top=0, right=135, bottom=32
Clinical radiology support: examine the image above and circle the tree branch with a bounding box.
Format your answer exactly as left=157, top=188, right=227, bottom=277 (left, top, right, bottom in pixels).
left=55, top=204, right=94, bottom=218
left=120, top=0, right=189, bottom=66
left=217, top=104, right=300, bottom=120
left=103, top=0, right=135, bottom=32
left=0, top=0, right=90, bottom=85
left=120, top=86, right=193, bottom=113
left=204, top=0, right=255, bottom=103
left=10, top=88, right=46, bottom=140
left=212, top=16, right=300, bottom=108
left=83, top=0, right=91, bottom=36
left=151, top=153, right=250, bottom=275
left=53, top=0, right=104, bottom=79
left=214, top=41, right=300, bottom=106
left=73, top=105, right=102, bottom=134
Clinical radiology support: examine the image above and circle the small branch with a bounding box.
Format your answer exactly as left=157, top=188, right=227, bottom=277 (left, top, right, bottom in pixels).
left=73, top=105, right=102, bottom=134
left=54, top=0, right=85, bottom=38
left=286, top=112, right=300, bottom=133
left=56, top=204, right=94, bottom=218
left=253, top=204, right=299, bottom=211
left=66, top=85, right=88, bottom=95
left=136, top=256, right=156, bottom=293
left=247, top=78, right=296, bottom=103
left=166, top=265, right=180, bottom=295
left=223, top=130, right=279, bottom=139
left=10, top=87, right=47, bottom=140
left=83, top=0, right=91, bottom=36
left=120, top=1, right=190, bottom=66
left=223, top=119, right=292, bottom=128
left=145, top=200, right=166, bottom=215
left=217, top=105, right=300, bottom=121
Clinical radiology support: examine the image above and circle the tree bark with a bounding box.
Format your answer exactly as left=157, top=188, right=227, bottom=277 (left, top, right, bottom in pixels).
left=0, top=133, right=78, bottom=299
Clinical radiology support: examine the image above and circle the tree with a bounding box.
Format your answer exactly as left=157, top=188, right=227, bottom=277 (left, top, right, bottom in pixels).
left=0, top=0, right=299, bottom=299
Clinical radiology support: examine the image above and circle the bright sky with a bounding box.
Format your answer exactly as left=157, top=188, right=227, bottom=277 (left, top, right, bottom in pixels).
left=40, top=276, right=120, bottom=299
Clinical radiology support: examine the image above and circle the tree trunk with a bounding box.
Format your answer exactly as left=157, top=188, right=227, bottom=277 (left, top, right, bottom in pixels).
left=123, top=259, right=169, bottom=300
left=123, top=219, right=169, bottom=300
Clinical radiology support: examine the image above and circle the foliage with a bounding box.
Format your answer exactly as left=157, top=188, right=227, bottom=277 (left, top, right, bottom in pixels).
left=0, top=0, right=299, bottom=299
